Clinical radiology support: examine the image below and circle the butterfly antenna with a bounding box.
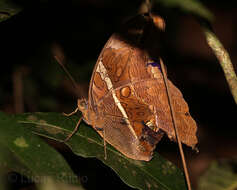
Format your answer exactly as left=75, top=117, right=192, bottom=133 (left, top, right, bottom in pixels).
left=160, top=58, right=192, bottom=190
left=54, top=55, right=78, bottom=91
left=52, top=43, right=84, bottom=98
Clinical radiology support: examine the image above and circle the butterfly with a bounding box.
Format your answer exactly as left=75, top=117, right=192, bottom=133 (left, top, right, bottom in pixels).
left=63, top=14, right=197, bottom=161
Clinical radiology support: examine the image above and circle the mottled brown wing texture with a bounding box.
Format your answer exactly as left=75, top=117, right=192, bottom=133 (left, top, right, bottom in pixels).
left=131, top=47, right=197, bottom=147
left=133, top=77, right=197, bottom=147
left=87, top=34, right=165, bottom=160
left=89, top=33, right=197, bottom=150
left=88, top=34, right=128, bottom=111
left=94, top=113, right=163, bottom=161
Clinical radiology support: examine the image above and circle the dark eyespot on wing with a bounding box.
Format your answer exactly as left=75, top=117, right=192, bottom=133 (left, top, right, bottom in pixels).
left=185, top=112, right=190, bottom=116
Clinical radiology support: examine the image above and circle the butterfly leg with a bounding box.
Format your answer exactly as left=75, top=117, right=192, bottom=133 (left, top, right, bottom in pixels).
left=94, top=126, right=107, bottom=160
left=63, top=107, right=79, bottom=117
left=103, top=128, right=107, bottom=160
left=64, top=117, right=82, bottom=142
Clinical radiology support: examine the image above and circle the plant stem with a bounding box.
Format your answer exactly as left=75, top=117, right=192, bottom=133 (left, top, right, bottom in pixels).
left=201, top=24, right=237, bottom=104
left=160, top=58, right=192, bottom=190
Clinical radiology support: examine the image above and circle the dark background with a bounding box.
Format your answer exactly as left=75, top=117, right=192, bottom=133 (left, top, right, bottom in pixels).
left=1, top=0, right=237, bottom=189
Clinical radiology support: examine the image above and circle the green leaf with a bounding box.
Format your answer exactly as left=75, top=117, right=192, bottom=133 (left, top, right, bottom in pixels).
left=198, top=160, right=237, bottom=190
left=156, top=0, right=214, bottom=21
left=0, top=112, right=80, bottom=186
left=15, top=112, right=187, bottom=190
left=0, top=0, right=22, bottom=22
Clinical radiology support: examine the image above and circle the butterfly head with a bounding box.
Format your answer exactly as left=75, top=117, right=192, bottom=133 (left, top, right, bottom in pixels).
left=77, top=98, right=90, bottom=122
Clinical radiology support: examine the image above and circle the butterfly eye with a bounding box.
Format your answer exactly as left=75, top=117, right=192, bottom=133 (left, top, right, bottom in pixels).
left=77, top=99, right=88, bottom=110
left=80, top=100, right=87, bottom=108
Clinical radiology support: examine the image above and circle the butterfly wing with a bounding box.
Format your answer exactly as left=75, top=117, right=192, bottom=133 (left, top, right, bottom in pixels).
left=94, top=100, right=164, bottom=161
left=129, top=44, right=198, bottom=147
left=87, top=35, right=165, bottom=160
left=89, top=33, right=197, bottom=149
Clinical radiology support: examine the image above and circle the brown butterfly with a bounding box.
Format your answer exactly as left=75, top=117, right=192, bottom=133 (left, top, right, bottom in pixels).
left=64, top=14, right=197, bottom=161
